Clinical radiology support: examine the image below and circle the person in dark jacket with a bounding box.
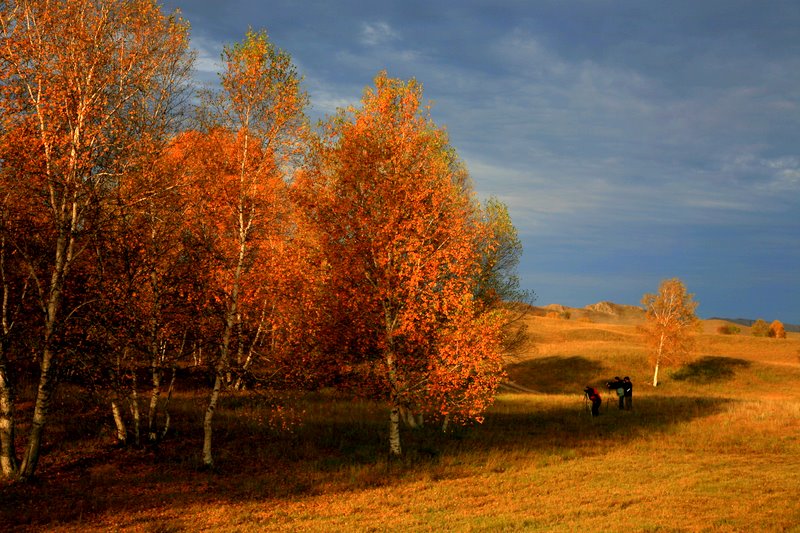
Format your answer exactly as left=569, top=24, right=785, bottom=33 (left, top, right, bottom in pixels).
left=584, top=386, right=602, bottom=417
left=623, top=376, right=633, bottom=410
left=606, top=376, right=625, bottom=410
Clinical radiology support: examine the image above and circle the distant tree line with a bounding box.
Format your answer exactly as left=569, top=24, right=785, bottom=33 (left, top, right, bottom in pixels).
left=0, top=1, right=528, bottom=480
left=715, top=319, right=790, bottom=337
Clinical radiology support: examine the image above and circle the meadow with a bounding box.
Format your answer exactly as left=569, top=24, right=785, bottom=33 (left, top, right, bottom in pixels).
left=2, top=310, right=799, bottom=532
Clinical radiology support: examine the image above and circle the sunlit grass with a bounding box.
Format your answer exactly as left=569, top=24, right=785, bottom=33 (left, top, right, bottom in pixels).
left=4, top=316, right=800, bottom=531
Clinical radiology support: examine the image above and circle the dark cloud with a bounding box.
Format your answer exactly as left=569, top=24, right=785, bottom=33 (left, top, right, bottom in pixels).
left=163, top=0, right=800, bottom=322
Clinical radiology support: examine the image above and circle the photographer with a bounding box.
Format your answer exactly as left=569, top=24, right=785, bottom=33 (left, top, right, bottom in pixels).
left=584, top=386, right=602, bottom=417
left=606, top=376, right=625, bottom=410
left=623, top=377, right=633, bottom=410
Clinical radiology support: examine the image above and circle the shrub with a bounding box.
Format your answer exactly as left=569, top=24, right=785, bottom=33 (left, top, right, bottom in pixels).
left=751, top=319, right=770, bottom=337
left=716, top=324, right=741, bottom=335
left=769, top=320, right=786, bottom=339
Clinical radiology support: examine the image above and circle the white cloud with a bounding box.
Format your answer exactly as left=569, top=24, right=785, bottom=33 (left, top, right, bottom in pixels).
left=307, top=87, right=359, bottom=117
left=189, top=35, right=223, bottom=78
left=763, top=156, right=800, bottom=191
left=360, top=21, right=399, bottom=46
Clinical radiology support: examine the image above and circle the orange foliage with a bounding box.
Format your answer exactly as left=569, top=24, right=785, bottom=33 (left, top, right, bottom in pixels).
left=179, top=28, right=310, bottom=380
left=295, top=72, right=504, bottom=454
left=0, top=0, right=191, bottom=478
left=641, top=278, right=699, bottom=386
left=180, top=29, right=310, bottom=467
left=769, top=320, right=786, bottom=339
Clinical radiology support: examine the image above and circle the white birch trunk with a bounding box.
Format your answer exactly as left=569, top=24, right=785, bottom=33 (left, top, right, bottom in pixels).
left=111, top=399, right=127, bottom=444
left=203, top=373, right=222, bottom=467
left=147, top=367, right=161, bottom=442
left=130, top=383, right=141, bottom=447
left=652, top=333, right=665, bottom=387
left=385, top=347, right=402, bottom=456
left=389, top=404, right=402, bottom=456
left=0, top=363, right=17, bottom=476
left=19, top=342, right=56, bottom=479
left=0, top=241, right=19, bottom=477
left=160, top=366, right=177, bottom=441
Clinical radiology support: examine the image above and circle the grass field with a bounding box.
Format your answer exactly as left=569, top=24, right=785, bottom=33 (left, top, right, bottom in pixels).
left=2, top=312, right=800, bottom=532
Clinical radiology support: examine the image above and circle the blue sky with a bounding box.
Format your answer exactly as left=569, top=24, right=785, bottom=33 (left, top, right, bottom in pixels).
left=162, top=0, right=800, bottom=323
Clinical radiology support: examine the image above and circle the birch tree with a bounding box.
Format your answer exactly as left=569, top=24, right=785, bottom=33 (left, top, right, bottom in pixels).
left=295, top=72, right=505, bottom=456
left=0, top=0, right=191, bottom=479
left=641, top=278, right=699, bottom=387
left=189, top=29, right=308, bottom=468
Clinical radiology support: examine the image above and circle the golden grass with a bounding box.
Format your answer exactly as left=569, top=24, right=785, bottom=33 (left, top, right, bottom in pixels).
left=5, top=314, right=800, bottom=532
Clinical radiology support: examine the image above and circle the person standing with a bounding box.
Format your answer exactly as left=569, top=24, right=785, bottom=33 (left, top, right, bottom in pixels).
left=623, top=377, right=633, bottom=410
left=584, top=386, right=602, bottom=417
left=607, top=376, right=625, bottom=410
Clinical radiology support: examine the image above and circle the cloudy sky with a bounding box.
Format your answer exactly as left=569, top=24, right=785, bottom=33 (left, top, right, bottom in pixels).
left=162, top=0, right=800, bottom=323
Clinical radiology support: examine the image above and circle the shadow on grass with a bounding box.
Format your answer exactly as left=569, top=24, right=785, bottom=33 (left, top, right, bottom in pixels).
left=505, top=355, right=607, bottom=394
left=0, top=390, right=732, bottom=531
left=671, top=356, right=751, bottom=383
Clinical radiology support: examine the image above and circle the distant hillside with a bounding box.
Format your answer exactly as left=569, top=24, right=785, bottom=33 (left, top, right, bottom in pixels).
left=709, top=317, right=800, bottom=333
left=534, top=301, right=645, bottom=325
left=531, top=302, right=800, bottom=332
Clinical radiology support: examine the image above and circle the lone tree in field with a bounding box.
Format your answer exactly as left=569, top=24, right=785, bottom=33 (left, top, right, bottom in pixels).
left=769, top=320, right=786, bottom=339
left=641, top=278, right=699, bottom=387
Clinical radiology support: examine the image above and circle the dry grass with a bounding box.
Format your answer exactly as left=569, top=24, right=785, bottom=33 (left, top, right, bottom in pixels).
left=2, top=314, right=800, bottom=532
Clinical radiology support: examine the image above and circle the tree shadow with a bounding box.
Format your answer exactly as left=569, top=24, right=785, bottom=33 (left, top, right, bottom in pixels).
left=0, top=389, right=734, bottom=531
left=505, top=355, right=607, bottom=394
left=671, top=356, right=751, bottom=383
left=432, top=394, right=733, bottom=480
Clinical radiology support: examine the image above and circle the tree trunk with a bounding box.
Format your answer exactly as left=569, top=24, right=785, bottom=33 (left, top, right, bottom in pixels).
left=652, top=333, right=665, bottom=387
left=147, top=366, right=161, bottom=442
left=384, top=343, right=402, bottom=456
left=111, top=398, right=127, bottom=444
left=0, top=358, right=17, bottom=476
left=203, top=305, right=235, bottom=467
left=19, top=194, right=74, bottom=479
left=18, top=344, right=56, bottom=479
left=160, top=366, right=176, bottom=441
left=0, top=241, right=19, bottom=477
left=389, top=403, right=402, bottom=457
left=202, top=372, right=222, bottom=467
left=130, top=381, right=141, bottom=447
left=399, top=406, right=423, bottom=429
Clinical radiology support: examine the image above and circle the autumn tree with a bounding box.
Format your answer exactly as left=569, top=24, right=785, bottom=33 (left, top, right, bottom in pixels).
left=0, top=217, right=33, bottom=476
left=473, top=197, right=533, bottom=353
left=295, top=72, right=505, bottom=456
left=188, top=29, right=308, bottom=468
left=751, top=319, right=770, bottom=337
left=474, top=197, right=529, bottom=307
left=768, top=320, right=786, bottom=339
left=89, top=141, right=200, bottom=447
left=641, top=278, right=699, bottom=387
left=0, top=0, right=191, bottom=479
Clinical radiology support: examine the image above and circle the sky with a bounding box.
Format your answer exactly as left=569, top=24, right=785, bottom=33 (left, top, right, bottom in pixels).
left=161, top=0, right=800, bottom=323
